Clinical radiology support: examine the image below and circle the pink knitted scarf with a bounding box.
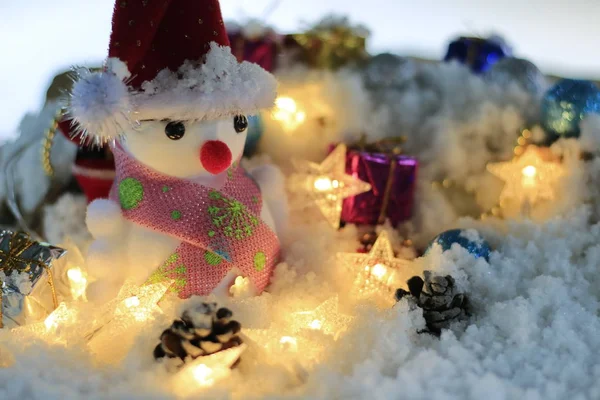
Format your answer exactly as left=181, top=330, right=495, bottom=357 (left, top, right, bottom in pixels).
left=109, top=143, right=280, bottom=298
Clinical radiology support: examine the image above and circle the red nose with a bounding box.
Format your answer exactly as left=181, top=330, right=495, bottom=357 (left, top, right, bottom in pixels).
left=200, top=140, right=232, bottom=175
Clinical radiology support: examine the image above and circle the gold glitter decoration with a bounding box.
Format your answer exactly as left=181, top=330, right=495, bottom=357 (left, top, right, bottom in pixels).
left=41, top=108, right=65, bottom=178
left=290, top=16, right=368, bottom=70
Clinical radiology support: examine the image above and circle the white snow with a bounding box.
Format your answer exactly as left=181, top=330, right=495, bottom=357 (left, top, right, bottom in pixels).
left=2, top=62, right=600, bottom=399
left=459, top=229, right=484, bottom=245
left=136, top=43, right=277, bottom=123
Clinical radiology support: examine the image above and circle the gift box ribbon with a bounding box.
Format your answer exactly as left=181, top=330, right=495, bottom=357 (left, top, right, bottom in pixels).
left=0, top=231, right=59, bottom=328
left=340, top=136, right=417, bottom=226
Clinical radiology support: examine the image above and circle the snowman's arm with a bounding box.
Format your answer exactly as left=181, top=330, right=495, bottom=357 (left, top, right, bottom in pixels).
left=86, top=198, right=125, bottom=238
left=248, top=164, right=288, bottom=238
left=124, top=223, right=180, bottom=285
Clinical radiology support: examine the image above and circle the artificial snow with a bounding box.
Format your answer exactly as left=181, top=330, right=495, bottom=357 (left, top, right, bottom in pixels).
left=4, top=205, right=600, bottom=399
left=136, top=43, right=277, bottom=123
left=459, top=229, right=484, bottom=245
left=2, top=62, right=600, bottom=399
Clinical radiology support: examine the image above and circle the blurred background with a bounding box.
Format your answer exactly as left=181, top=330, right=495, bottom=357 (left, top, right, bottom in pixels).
left=2, top=0, right=600, bottom=139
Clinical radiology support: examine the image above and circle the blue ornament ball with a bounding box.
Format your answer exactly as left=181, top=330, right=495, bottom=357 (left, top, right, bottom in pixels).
left=243, top=114, right=264, bottom=157
left=541, top=79, right=600, bottom=140
left=426, top=229, right=491, bottom=261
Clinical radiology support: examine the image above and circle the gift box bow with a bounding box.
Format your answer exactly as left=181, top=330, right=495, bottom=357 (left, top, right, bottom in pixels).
left=0, top=230, right=65, bottom=328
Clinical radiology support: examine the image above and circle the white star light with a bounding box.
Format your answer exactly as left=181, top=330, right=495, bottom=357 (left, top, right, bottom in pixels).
left=290, top=144, right=371, bottom=229
left=337, top=231, right=415, bottom=296
left=487, top=146, right=564, bottom=205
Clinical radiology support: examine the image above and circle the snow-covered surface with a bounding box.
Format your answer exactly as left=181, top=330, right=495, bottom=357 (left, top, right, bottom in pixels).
left=3, top=200, right=600, bottom=399
left=2, top=62, right=600, bottom=399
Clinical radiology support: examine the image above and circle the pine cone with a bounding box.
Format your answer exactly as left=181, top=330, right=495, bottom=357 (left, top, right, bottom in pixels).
left=154, top=302, right=243, bottom=368
left=395, top=271, right=468, bottom=335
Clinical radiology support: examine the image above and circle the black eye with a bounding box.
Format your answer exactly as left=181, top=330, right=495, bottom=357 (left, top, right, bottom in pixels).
left=233, top=115, right=248, bottom=133
left=165, top=121, right=185, bottom=140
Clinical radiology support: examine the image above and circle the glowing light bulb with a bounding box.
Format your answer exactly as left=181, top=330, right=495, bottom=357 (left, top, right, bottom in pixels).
left=309, top=319, right=323, bottom=330
left=521, top=165, right=537, bottom=188
left=124, top=296, right=140, bottom=308
left=313, top=177, right=333, bottom=191
left=66, top=267, right=87, bottom=300
left=279, top=336, right=298, bottom=352
left=370, top=263, right=388, bottom=280
left=43, top=303, right=73, bottom=332
left=192, top=364, right=215, bottom=387
left=44, top=312, right=58, bottom=331
left=272, top=96, right=306, bottom=132
left=275, top=96, right=296, bottom=112
left=487, top=146, right=563, bottom=206
left=522, top=165, right=537, bottom=178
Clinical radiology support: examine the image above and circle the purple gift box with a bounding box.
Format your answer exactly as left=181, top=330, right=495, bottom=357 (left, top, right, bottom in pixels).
left=228, top=29, right=279, bottom=73
left=331, top=145, right=418, bottom=227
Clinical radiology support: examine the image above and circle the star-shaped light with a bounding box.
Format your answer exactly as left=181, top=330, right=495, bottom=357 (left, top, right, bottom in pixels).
left=337, top=231, right=414, bottom=295
left=288, top=296, right=354, bottom=338
left=487, top=146, right=564, bottom=205
left=114, top=280, right=174, bottom=320
left=86, top=280, right=174, bottom=341
left=242, top=296, right=354, bottom=370
left=291, top=144, right=371, bottom=229
left=173, top=344, right=248, bottom=392
left=242, top=327, right=325, bottom=367
left=12, top=280, right=174, bottom=346
left=86, top=281, right=174, bottom=362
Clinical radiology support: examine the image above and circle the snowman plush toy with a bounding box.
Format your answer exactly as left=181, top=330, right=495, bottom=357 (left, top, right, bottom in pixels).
left=66, top=0, right=286, bottom=303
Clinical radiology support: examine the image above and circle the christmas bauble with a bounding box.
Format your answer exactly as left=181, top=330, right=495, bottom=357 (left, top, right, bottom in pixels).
left=484, top=57, right=546, bottom=96
left=426, top=229, right=491, bottom=261
left=243, top=114, right=264, bottom=157
left=362, top=53, right=414, bottom=90
left=541, top=79, right=600, bottom=140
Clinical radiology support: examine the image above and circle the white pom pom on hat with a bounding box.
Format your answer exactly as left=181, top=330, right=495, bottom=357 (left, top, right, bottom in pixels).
left=68, top=60, right=134, bottom=145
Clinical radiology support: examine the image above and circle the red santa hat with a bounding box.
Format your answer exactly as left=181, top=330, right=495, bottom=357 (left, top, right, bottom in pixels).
left=66, top=0, right=277, bottom=145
